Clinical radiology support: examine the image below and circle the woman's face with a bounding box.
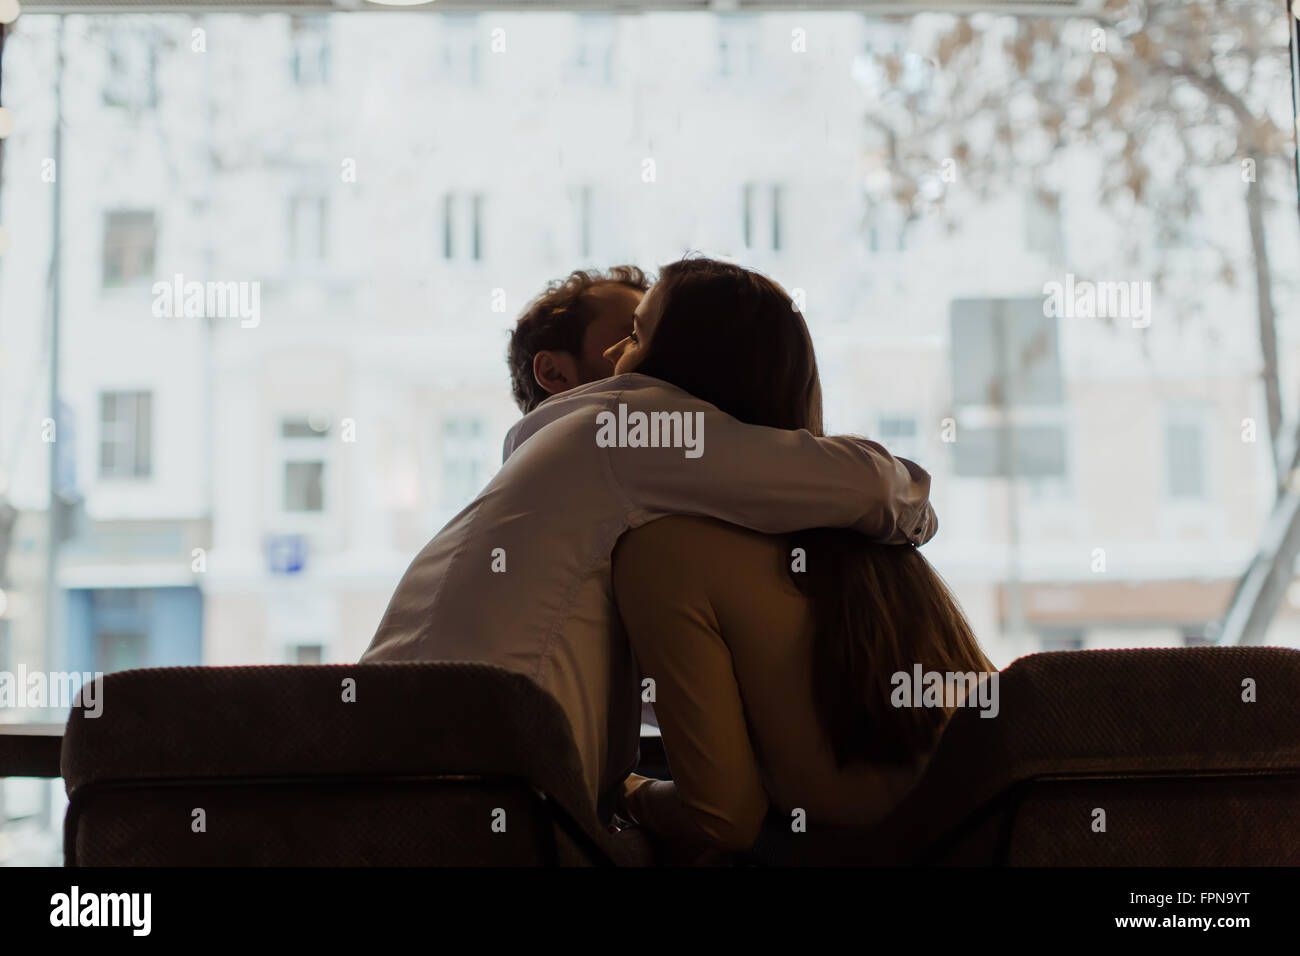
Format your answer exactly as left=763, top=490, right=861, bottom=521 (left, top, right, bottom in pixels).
left=604, top=282, right=664, bottom=374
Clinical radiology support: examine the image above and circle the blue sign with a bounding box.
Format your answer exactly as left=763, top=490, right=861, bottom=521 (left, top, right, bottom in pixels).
left=267, top=535, right=306, bottom=574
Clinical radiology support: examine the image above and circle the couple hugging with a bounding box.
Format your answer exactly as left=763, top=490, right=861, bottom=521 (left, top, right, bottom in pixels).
left=362, top=256, right=994, bottom=861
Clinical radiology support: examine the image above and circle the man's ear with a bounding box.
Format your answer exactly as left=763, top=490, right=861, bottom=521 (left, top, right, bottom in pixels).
left=533, top=350, right=580, bottom=397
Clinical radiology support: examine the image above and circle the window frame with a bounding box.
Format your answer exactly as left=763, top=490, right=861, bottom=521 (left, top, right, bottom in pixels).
left=97, top=390, right=153, bottom=481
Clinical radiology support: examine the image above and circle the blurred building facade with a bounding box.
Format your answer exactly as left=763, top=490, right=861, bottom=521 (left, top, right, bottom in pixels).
left=1, top=7, right=1298, bottom=714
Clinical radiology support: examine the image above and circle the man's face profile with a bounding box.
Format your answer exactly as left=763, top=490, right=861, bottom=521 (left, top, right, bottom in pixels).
left=528, top=280, right=643, bottom=406
left=575, top=283, right=642, bottom=383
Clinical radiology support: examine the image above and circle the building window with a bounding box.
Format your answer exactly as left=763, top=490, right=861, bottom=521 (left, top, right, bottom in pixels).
left=99, top=391, right=152, bottom=480
left=103, top=211, right=156, bottom=287
left=102, top=31, right=158, bottom=110
left=439, top=15, right=481, bottom=86
left=1165, top=407, right=1208, bottom=500
left=1037, top=628, right=1084, bottom=652
left=1025, top=190, right=1063, bottom=263
left=442, top=194, right=455, bottom=259
left=742, top=185, right=753, bottom=248
left=573, top=14, right=615, bottom=85
left=718, top=16, right=759, bottom=77
left=96, top=631, right=147, bottom=673
left=291, top=644, right=324, bottom=665
left=284, top=462, right=325, bottom=513
left=771, top=184, right=784, bottom=252
left=290, top=16, right=331, bottom=86
left=441, top=192, right=485, bottom=262
left=948, top=298, right=1068, bottom=479
left=280, top=416, right=330, bottom=513
left=742, top=183, right=784, bottom=252
left=91, top=589, right=151, bottom=673
left=289, top=195, right=328, bottom=263
left=572, top=185, right=593, bottom=258
left=471, top=195, right=484, bottom=260
left=877, top=414, right=921, bottom=462
left=440, top=416, right=491, bottom=509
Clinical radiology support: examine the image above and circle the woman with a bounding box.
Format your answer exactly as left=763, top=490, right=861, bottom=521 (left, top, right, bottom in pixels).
left=606, top=257, right=995, bottom=855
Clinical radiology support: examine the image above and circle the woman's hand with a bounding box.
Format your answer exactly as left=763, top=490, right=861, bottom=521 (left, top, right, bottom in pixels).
left=616, top=772, right=655, bottom=824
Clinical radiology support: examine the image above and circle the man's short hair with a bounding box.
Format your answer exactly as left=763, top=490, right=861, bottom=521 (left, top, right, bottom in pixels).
left=507, top=265, right=650, bottom=413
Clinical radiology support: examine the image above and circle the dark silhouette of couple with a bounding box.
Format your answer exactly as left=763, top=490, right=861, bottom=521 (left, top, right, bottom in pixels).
left=363, top=256, right=993, bottom=861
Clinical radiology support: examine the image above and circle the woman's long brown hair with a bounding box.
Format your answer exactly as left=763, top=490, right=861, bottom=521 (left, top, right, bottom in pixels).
left=635, top=256, right=995, bottom=767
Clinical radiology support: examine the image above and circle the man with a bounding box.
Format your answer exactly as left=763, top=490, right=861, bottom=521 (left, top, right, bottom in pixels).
left=505, top=266, right=661, bottom=733
left=506, top=266, right=649, bottom=415
left=365, top=263, right=937, bottom=823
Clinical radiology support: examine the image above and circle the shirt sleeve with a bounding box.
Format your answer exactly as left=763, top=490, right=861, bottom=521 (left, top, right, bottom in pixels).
left=612, top=524, right=771, bottom=852
left=604, top=389, right=937, bottom=545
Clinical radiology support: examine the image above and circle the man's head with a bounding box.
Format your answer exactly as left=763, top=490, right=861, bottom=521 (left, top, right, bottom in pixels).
left=507, top=266, right=650, bottom=413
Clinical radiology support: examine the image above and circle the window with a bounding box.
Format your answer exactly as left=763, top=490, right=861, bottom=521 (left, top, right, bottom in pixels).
left=949, top=298, right=1067, bottom=479
left=91, top=589, right=151, bottom=673
left=291, top=644, right=324, bottom=665
left=439, top=15, right=481, bottom=86
left=742, top=183, right=784, bottom=253
left=441, top=194, right=455, bottom=259
left=95, top=631, right=148, bottom=673
left=284, top=462, right=325, bottom=513
left=102, top=31, right=157, bottom=110
left=102, top=211, right=156, bottom=287
left=282, top=419, right=327, bottom=440
left=953, top=424, right=1069, bottom=479
left=1165, top=407, right=1208, bottom=500
left=742, top=185, right=752, bottom=247
left=877, top=414, right=921, bottom=462
left=718, top=16, right=759, bottom=77
left=99, top=391, right=152, bottom=480
left=573, top=15, right=615, bottom=85
left=92, top=589, right=147, bottom=613
left=572, top=185, right=593, bottom=258
left=280, top=416, right=330, bottom=513
left=1025, top=190, right=1063, bottom=263
left=772, top=184, right=784, bottom=252
left=290, top=16, right=330, bottom=87
left=471, top=195, right=484, bottom=260
left=441, top=192, right=485, bottom=262
left=288, top=195, right=328, bottom=263
left=1038, top=628, right=1084, bottom=652
left=1026, top=472, right=1073, bottom=501
left=440, top=416, right=491, bottom=509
